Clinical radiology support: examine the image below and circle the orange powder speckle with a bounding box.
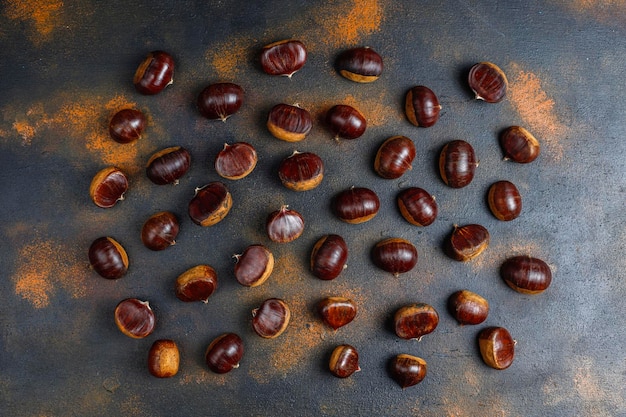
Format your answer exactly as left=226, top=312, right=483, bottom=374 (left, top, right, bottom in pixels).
left=312, top=0, right=384, bottom=48
left=12, top=120, right=37, bottom=145
left=312, top=92, right=399, bottom=128
left=4, top=0, right=64, bottom=44
left=207, top=36, right=254, bottom=81
left=564, top=0, right=626, bottom=25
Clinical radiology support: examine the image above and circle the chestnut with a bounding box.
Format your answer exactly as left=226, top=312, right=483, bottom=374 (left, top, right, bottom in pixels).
left=89, top=166, right=128, bottom=208
left=266, top=205, right=304, bottom=243
left=114, top=298, right=156, bottom=339
left=88, top=236, right=128, bottom=279
left=371, top=238, right=418, bottom=277
left=397, top=187, right=438, bottom=227
left=394, top=303, right=439, bottom=341
left=233, top=244, right=274, bottom=287
left=251, top=298, right=291, bottom=339
left=325, top=104, right=367, bottom=140
left=445, top=224, right=490, bottom=262
left=148, top=339, right=180, bottom=378
left=146, top=146, right=191, bottom=185
left=188, top=182, right=232, bottom=227
left=205, top=333, right=244, bottom=374
left=405, top=85, right=441, bottom=127
left=260, top=39, right=307, bottom=77
left=336, top=46, right=383, bottom=83
left=447, top=290, right=489, bottom=325
left=332, top=186, right=380, bottom=224
left=109, top=109, right=145, bottom=143
left=439, top=140, right=478, bottom=188
left=318, top=297, right=357, bottom=330
left=468, top=62, right=508, bottom=103
left=197, top=82, right=244, bottom=121
left=388, top=354, right=427, bottom=388
left=329, top=344, right=360, bottom=378
left=500, top=256, right=552, bottom=294
left=478, top=326, right=515, bottom=370
left=499, top=126, right=540, bottom=163
left=374, top=135, right=416, bottom=179
left=488, top=180, right=522, bottom=221
left=278, top=151, right=324, bottom=191
left=141, top=211, right=179, bottom=251
left=133, top=51, right=174, bottom=95
left=214, top=142, right=257, bottom=180
left=310, top=234, right=348, bottom=280
left=175, top=265, right=218, bottom=303
left=267, top=103, right=313, bottom=142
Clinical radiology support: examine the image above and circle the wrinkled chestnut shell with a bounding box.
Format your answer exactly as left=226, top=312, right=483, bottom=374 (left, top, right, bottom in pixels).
left=141, top=211, right=179, bottom=251
left=336, top=47, right=383, bottom=83
left=318, top=297, right=357, bottom=330
left=448, top=290, right=490, bottom=325
left=260, top=39, right=307, bottom=77
left=488, top=180, right=522, bottom=221
left=133, top=51, right=174, bottom=95
left=374, top=136, right=416, bottom=179
left=148, top=339, right=180, bottom=378
left=89, top=166, right=128, bottom=208
left=326, top=104, right=367, bottom=140
left=267, top=103, right=313, bottom=142
left=114, top=298, right=156, bottom=339
left=146, top=146, right=191, bottom=185
left=405, top=86, right=441, bottom=127
left=205, top=333, right=244, bottom=374
left=372, top=238, right=418, bottom=277
left=329, top=344, right=360, bottom=378
left=175, top=265, right=218, bottom=303
left=188, top=182, right=232, bottom=226
left=468, top=62, right=508, bottom=103
left=266, top=206, right=305, bottom=243
left=251, top=298, right=291, bottom=339
left=394, top=303, right=439, bottom=341
left=89, top=236, right=129, bottom=279
left=233, top=244, right=274, bottom=287
left=278, top=151, right=324, bottom=191
left=397, top=187, right=438, bottom=227
left=109, top=109, right=146, bottom=143
left=445, top=224, right=490, bottom=262
left=478, top=326, right=515, bottom=370
left=500, top=256, right=552, bottom=294
left=332, top=187, right=380, bottom=224
left=500, top=126, right=540, bottom=163
left=197, top=83, right=244, bottom=121
left=439, top=140, right=478, bottom=188
left=310, top=234, right=348, bottom=280
left=388, top=354, right=427, bottom=388
left=215, top=142, right=258, bottom=180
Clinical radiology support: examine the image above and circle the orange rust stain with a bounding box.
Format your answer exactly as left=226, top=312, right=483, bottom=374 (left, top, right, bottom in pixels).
left=312, top=0, right=385, bottom=49
left=207, top=36, right=254, bottom=81
left=4, top=0, right=64, bottom=44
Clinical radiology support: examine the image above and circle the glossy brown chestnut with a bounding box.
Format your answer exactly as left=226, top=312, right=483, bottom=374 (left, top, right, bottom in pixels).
left=148, top=339, right=180, bottom=378
left=188, top=182, right=232, bottom=227
left=325, top=104, right=367, bottom=140
left=88, top=236, right=129, bottom=279
left=175, top=265, right=218, bottom=303
left=336, top=46, right=383, bottom=83
left=500, top=256, right=552, bottom=294
left=499, top=126, right=540, bottom=163
left=478, top=326, right=515, bottom=370
left=278, top=151, right=324, bottom=192
left=267, top=103, right=313, bottom=142
left=197, top=82, right=244, bottom=121
left=214, top=142, right=258, bottom=180
left=488, top=180, right=522, bottom=221
left=205, top=333, right=244, bottom=374
left=394, top=303, right=439, bottom=341
left=89, top=166, right=128, bottom=208
left=109, top=109, right=146, bottom=143
left=266, top=205, right=304, bottom=243
left=372, top=238, right=418, bottom=277
left=388, top=354, right=427, bottom=388
left=405, top=85, right=441, bottom=127
left=310, top=234, right=349, bottom=281
left=468, top=62, right=508, bottom=103
left=439, top=140, right=478, bottom=188
left=329, top=344, right=360, bottom=378
left=448, top=290, right=489, bottom=325
left=397, top=187, right=438, bottom=227
left=318, top=297, right=357, bottom=330
left=233, top=244, right=274, bottom=287
left=374, top=136, right=416, bottom=179
left=141, top=211, right=179, bottom=251
left=332, top=187, right=380, bottom=224
left=445, top=224, right=490, bottom=262
left=133, top=51, right=174, bottom=95
left=260, top=39, right=307, bottom=77
left=114, top=298, right=156, bottom=339
left=146, top=146, right=191, bottom=185
left=251, top=298, right=291, bottom=339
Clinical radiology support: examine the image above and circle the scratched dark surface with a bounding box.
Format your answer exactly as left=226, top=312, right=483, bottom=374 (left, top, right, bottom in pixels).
left=1, top=1, right=625, bottom=416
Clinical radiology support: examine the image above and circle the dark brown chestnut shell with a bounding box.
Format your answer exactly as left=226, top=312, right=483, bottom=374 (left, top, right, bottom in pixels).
left=397, top=187, right=438, bottom=227
left=478, top=326, right=515, bottom=370
left=109, top=109, right=146, bottom=144
left=278, top=151, right=324, bottom=191
left=89, top=166, right=128, bottom=208
left=114, top=298, right=156, bottom=339
left=468, top=62, right=508, bottom=103
left=372, top=238, right=418, bottom=277
left=445, top=224, right=490, bottom=262
left=141, top=211, right=179, bottom=251
left=500, top=256, right=552, bottom=294
left=439, top=140, right=478, bottom=188
left=488, top=180, right=522, bottom=221
left=310, top=234, right=348, bottom=280
left=405, top=86, right=441, bottom=127
left=336, top=46, right=383, bottom=83
left=197, top=82, right=244, bottom=121
left=88, top=236, right=129, bottom=279
left=447, top=290, right=489, bottom=325
left=267, top=103, right=312, bottom=142
left=133, top=51, right=174, bottom=95
left=332, top=187, right=380, bottom=224
left=146, top=146, right=191, bottom=185
left=251, top=298, right=291, bottom=339
left=205, top=333, right=244, bottom=374
left=499, top=126, right=540, bottom=163
left=325, top=104, right=367, bottom=140
left=188, top=182, right=232, bottom=227
left=175, top=265, right=218, bottom=303
left=266, top=205, right=304, bottom=243
left=329, top=344, right=360, bottom=378
left=214, top=142, right=257, bottom=180
left=318, top=297, right=357, bottom=330
left=260, top=39, right=307, bottom=77
left=374, top=135, right=416, bottom=179
left=394, top=303, right=439, bottom=340
left=388, top=354, right=427, bottom=388
left=233, top=244, right=274, bottom=287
